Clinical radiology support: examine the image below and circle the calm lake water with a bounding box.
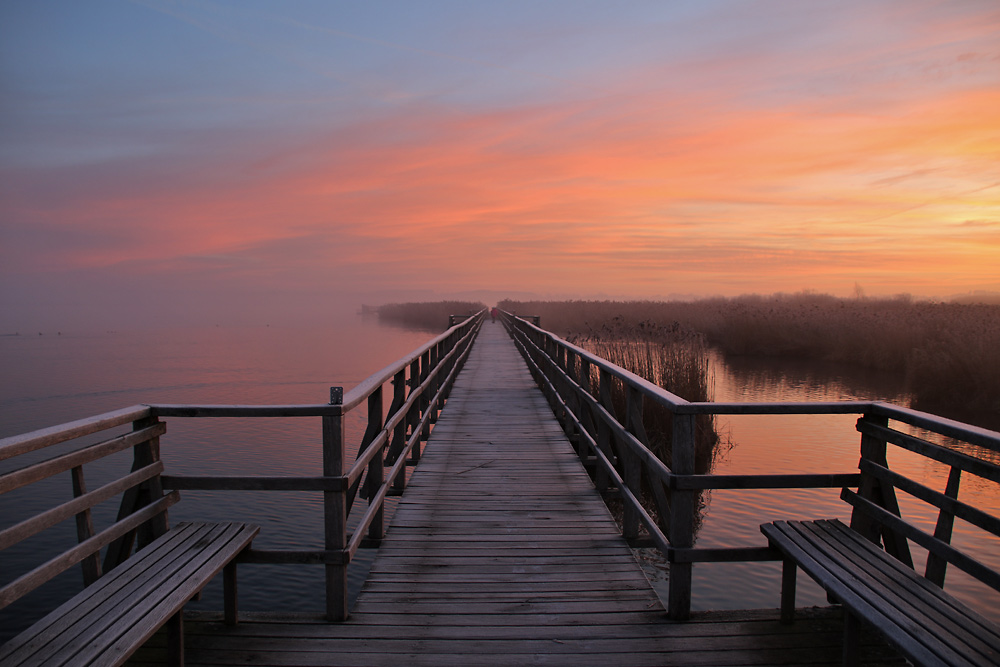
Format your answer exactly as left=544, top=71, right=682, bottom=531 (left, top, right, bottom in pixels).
left=1, top=320, right=998, bottom=641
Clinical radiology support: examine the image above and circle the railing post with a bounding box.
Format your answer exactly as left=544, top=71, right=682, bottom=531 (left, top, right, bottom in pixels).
left=429, top=343, right=441, bottom=422
left=366, top=386, right=385, bottom=544
left=391, top=370, right=408, bottom=493
left=668, top=412, right=695, bottom=620
left=578, top=357, right=598, bottom=464
left=853, top=413, right=912, bottom=566
left=323, top=386, right=348, bottom=621
left=103, top=415, right=168, bottom=572
left=564, top=350, right=583, bottom=454
left=409, top=358, right=422, bottom=462
left=595, top=369, right=616, bottom=493
left=419, top=350, right=431, bottom=442
left=925, top=466, right=962, bottom=586
left=71, top=465, right=101, bottom=585
left=622, top=386, right=643, bottom=542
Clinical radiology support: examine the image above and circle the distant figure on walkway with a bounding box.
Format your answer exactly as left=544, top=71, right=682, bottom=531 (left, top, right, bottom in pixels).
left=490, top=307, right=498, bottom=323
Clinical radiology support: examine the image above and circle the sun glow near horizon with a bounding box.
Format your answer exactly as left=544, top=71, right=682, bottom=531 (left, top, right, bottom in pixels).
left=1, top=1, right=998, bottom=329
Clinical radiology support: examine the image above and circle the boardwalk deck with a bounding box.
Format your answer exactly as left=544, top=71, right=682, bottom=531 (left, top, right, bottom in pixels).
left=129, top=323, right=902, bottom=666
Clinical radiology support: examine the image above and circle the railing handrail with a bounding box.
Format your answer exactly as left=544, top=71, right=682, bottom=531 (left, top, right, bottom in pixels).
left=505, top=313, right=1000, bottom=450
left=0, top=405, right=152, bottom=462
left=342, top=311, right=484, bottom=411
left=509, top=313, right=691, bottom=409
left=500, top=309, right=1000, bottom=621
left=1, top=312, right=485, bottom=625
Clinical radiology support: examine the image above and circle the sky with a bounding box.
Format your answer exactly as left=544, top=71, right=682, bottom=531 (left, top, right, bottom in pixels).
left=1, top=0, right=999, bottom=330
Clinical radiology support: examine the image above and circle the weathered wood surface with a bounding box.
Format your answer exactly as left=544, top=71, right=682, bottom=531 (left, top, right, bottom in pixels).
left=128, top=324, right=901, bottom=666
left=2, top=522, right=258, bottom=667
left=762, top=519, right=1000, bottom=666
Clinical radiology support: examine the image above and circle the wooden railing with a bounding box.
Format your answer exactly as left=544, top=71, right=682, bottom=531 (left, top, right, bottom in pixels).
left=0, top=312, right=483, bottom=623
left=501, top=311, right=1000, bottom=620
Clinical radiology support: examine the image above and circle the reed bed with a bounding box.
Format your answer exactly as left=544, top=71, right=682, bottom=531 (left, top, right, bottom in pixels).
left=500, top=295, right=1000, bottom=417
left=566, top=318, right=729, bottom=537
left=570, top=317, right=725, bottom=475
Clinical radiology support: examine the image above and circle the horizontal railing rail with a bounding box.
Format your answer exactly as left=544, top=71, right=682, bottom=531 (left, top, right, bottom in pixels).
left=500, top=310, right=1000, bottom=620
left=0, top=311, right=484, bottom=623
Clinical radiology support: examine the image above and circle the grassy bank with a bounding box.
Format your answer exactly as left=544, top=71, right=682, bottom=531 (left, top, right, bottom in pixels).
left=499, top=294, right=1000, bottom=417
left=374, top=301, right=485, bottom=332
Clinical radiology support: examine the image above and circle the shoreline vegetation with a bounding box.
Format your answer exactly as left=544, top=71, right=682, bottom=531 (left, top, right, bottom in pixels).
left=373, top=301, right=485, bottom=332
left=499, top=295, right=1000, bottom=420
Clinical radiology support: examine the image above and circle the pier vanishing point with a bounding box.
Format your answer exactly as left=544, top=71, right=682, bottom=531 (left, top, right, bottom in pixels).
left=2, top=312, right=999, bottom=666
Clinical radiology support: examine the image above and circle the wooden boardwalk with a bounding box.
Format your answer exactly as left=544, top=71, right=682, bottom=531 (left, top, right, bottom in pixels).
left=130, top=323, right=902, bottom=666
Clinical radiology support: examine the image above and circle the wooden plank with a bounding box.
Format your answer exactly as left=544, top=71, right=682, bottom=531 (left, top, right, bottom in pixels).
left=160, top=475, right=345, bottom=492
left=0, top=491, right=179, bottom=609
left=0, top=423, right=165, bottom=494
left=858, top=459, right=1000, bottom=538
left=823, top=520, right=1000, bottom=646
left=0, top=462, right=163, bottom=550
left=842, top=489, right=1000, bottom=592
left=763, top=519, right=995, bottom=666
left=857, top=419, right=1000, bottom=484
left=762, top=520, right=951, bottom=666
left=805, top=520, right=1000, bottom=662
left=2, top=522, right=258, bottom=666
left=0, top=405, right=150, bottom=461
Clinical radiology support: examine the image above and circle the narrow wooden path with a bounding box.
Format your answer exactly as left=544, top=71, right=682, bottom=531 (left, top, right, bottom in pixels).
left=132, top=323, right=901, bottom=666
left=343, top=320, right=668, bottom=657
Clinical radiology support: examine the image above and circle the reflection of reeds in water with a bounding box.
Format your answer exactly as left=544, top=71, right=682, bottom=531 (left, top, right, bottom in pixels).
left=572, top=318, right=731, bottom=537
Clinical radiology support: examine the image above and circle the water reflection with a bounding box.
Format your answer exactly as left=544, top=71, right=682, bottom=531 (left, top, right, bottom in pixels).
left=2, top=324, right=997, bottom=640
left=633, top=350, right=1000, bottom=620
left=0, top=319, right=432, bottom=641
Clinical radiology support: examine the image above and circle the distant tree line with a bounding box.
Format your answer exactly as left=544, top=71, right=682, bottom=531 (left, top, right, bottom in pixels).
left=374, top=301, right=485, bottom=332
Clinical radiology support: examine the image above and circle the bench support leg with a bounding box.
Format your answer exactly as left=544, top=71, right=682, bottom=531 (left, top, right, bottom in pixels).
left=780, top=558, right=797, bottom=624
left=842, top=611, right=860, bottom=667
left=167, top=608, right=185, bottom=667
left=224, top=561, right=238, bottom=625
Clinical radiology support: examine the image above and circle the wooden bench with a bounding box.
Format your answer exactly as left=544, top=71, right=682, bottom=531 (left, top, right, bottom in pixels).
left=763, top=518, right=1000, bottom=666
left=0, top=521, right=258, bottom=667
left=760, top=410, right=1000, bottom=666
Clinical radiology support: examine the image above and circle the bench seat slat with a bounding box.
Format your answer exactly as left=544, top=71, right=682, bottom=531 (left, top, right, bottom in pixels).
left=97, top=523, right=257, bottom=666
left=763, top=520, right=960, bottom=667
left=797, top=521, right=1000, bottom=663
left=0, top=521, right=258, bottom=667
left=39, top=523, right=232, bottom=665
left=822, top=520, right=1000, bottom=647
left=842, top=489, right=1000, bottom=593
left=0, top=523, right=213, bottom=662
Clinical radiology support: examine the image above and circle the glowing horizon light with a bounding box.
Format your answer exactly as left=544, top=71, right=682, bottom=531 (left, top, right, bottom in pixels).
left=1, top=1, right=998, bottom=329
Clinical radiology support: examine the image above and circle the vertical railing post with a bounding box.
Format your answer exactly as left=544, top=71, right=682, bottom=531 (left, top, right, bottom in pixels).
left=323, top=386, right=348, bottom=621
left=71, top=465, right=101, bottom=585
left=595, top=369, right=616, bottom=493
left=409, top=358, right=422, bottom=462
left=391, top=369, right=408, bottom=493
left=621, top=386, right=644, bottom=542
left=668, top=411, right=695, bottom=620
left=925, top=466, right=961, bottom=586
left=366, top=386, right=385, bottom=544
left=419, top=350, right=431, bottom=442
left=440, top=331, right=456, bottom=403
left=564, top=350, right=582, bottom=453
left=578, top=357, right=598, bottom=465
left=429, top=342, right=441, bottom=422
left=853, top=413, right=912, bottom=566
left=103, top=415, right=167, bottom=572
